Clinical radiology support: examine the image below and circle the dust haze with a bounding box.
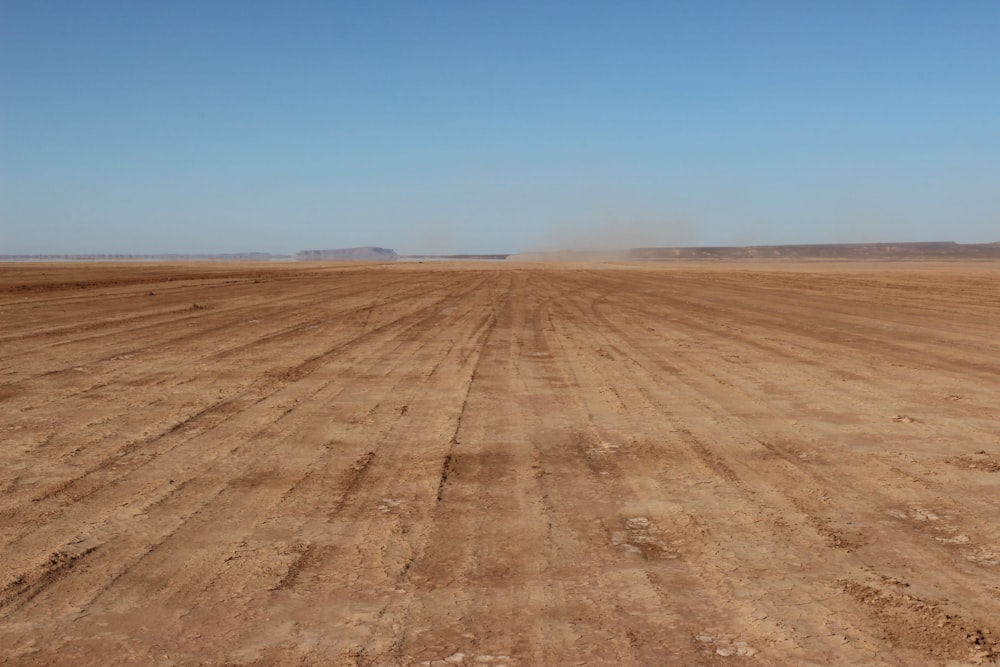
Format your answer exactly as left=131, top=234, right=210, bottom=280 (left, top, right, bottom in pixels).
left=530, top=207, right=695, bottom=256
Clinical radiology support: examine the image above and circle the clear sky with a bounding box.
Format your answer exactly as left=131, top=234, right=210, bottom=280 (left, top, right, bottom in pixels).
left=2, top=1, right=998, bottom=255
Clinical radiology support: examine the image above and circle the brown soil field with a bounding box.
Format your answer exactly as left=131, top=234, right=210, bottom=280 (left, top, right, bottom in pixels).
left=2, top=260, right=999, bottom=666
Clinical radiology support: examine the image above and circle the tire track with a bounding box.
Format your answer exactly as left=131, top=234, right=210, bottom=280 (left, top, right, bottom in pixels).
left=3, top=262, right=999, bottom=666
left=574, top=271, right=1000, bottom=579
left=0, top=272, right=437, bottom=393
left=0, top=271, right=494, bottom=647
left=0, top=274, right=488, bottom=552
left=211, top=274, right=504, bottom=664
left=544, top=268, right=1000, bottom=662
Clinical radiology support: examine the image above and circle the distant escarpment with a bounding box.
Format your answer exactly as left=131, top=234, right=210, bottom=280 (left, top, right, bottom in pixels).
left=510, top=242, right=1000, bottom=262
left=628, top=241, right=1000, bottom=261
left=295, top=247, right=398, bottom=261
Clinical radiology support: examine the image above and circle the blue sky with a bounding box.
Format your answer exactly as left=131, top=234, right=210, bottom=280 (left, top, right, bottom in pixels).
left=2, top=1, right=998, bottom=255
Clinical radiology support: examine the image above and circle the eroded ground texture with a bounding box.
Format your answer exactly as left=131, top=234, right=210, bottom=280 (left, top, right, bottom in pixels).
left=1, top=261, right=998, bottom=666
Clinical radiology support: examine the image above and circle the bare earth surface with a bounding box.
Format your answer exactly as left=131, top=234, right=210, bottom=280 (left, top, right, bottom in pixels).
left=1, top=260, right=999, bottom=666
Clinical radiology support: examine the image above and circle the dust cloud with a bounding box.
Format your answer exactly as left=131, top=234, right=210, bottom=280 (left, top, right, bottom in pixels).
left=521, top=207, right=696, bottom=260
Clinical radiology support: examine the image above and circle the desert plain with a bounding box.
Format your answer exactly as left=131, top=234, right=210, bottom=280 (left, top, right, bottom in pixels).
left=1, top=259, right=998, bottom=666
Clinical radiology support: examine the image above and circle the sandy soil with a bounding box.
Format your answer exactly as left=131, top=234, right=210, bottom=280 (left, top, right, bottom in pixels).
left=1, top=260, right=998, bottom=666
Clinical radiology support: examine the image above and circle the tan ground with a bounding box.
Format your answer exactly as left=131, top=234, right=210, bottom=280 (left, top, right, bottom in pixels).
left=1, top=260, right=998, bottom=666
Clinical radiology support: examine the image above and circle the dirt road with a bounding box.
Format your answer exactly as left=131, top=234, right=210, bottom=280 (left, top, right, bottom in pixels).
left=2, top=261, right=998, bottom=666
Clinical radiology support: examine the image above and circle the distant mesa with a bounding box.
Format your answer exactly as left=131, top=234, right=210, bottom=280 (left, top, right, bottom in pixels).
left=295, top=247, right=398, bottom=261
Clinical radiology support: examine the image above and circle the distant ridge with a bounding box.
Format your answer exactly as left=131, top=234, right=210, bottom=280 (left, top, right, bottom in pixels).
left=295, top=247, right=398, bottom=261
left=627, top=241, right=1000, bottom=261
left=507, top=242, right=1000, bottom=262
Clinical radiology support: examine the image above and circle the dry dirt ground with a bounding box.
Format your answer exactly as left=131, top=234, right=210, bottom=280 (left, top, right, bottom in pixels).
left=1, top=261, right=999, bottom=666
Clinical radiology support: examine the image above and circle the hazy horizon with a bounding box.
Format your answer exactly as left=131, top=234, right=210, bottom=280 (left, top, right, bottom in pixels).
left=3, top=239, right=1000, bottom=260
left=3, top=3, right=999, bottom=256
